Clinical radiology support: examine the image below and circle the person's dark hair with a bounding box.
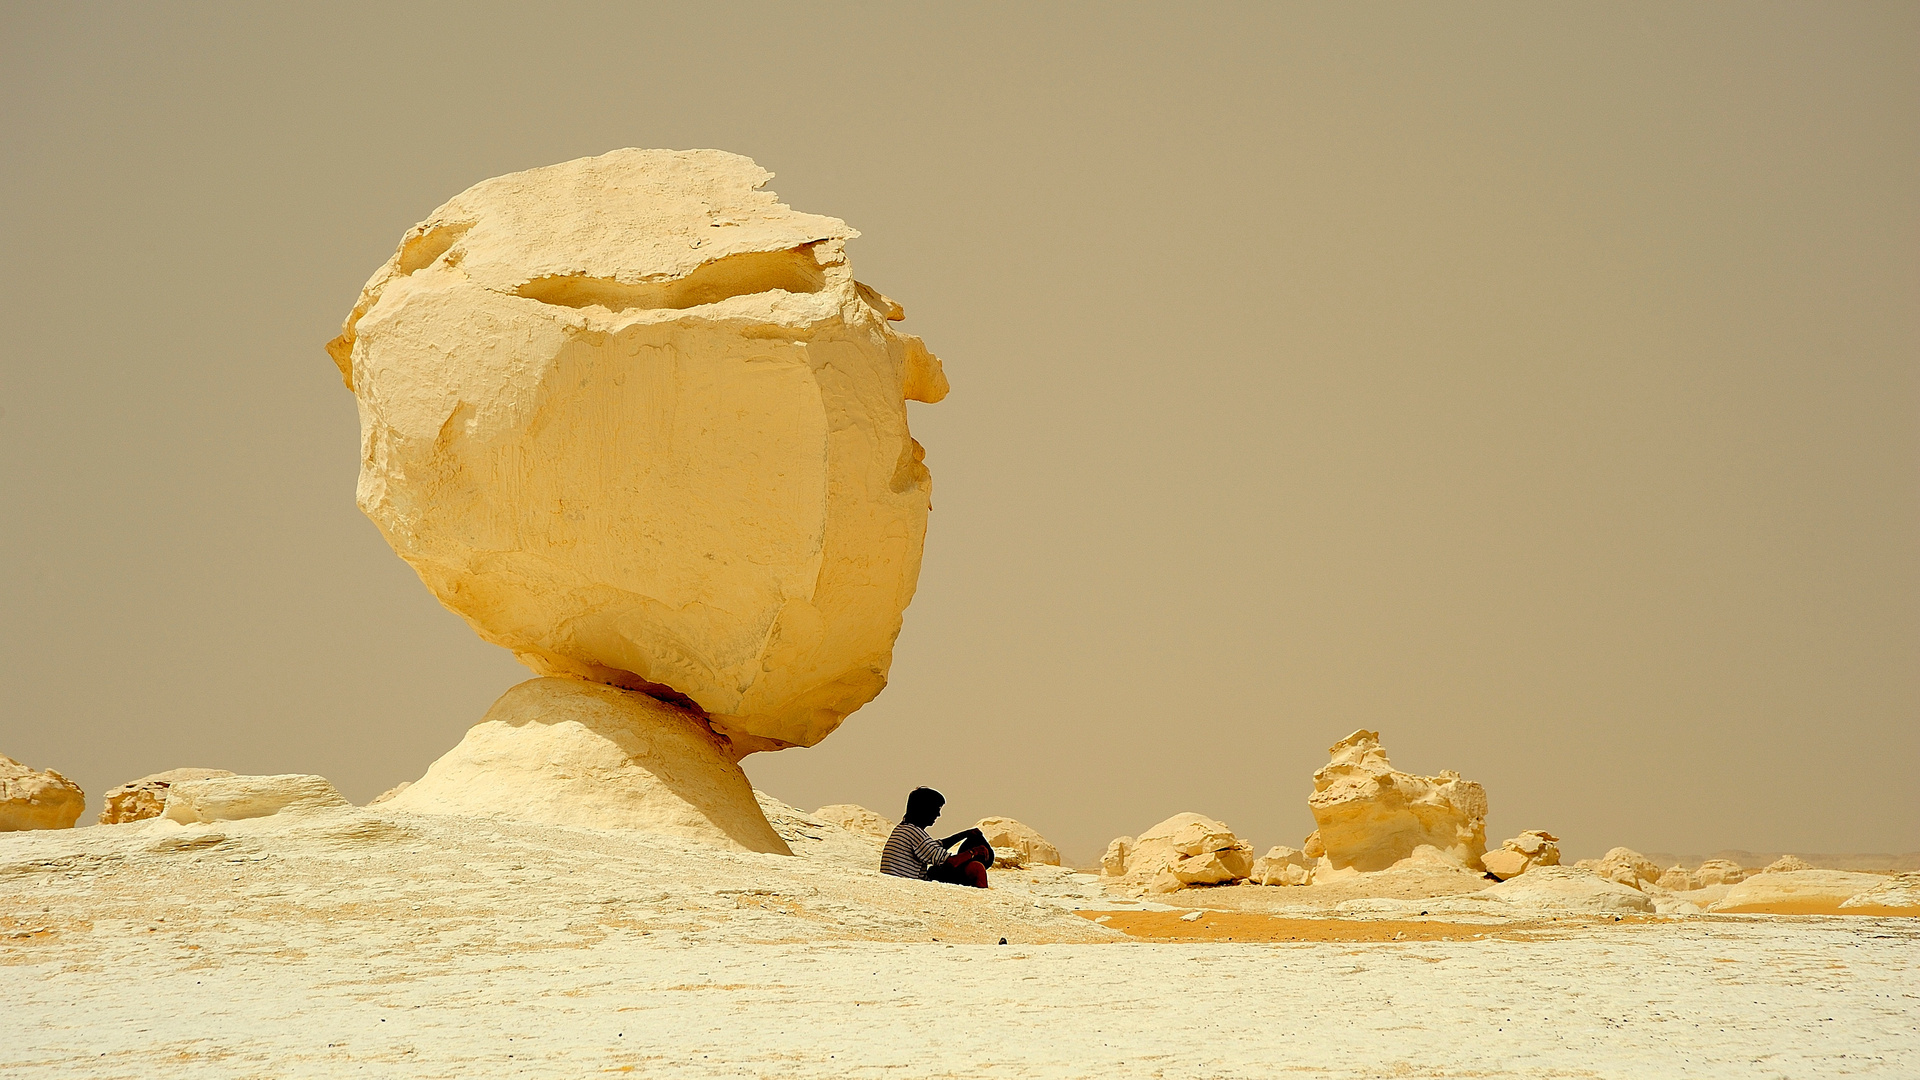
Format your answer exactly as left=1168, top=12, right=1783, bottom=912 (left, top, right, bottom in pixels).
left=903, top=786, right=945, bottom=826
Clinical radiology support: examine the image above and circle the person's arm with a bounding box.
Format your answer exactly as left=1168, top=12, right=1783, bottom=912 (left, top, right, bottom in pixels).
left=939, top=827, right=987, bottom=850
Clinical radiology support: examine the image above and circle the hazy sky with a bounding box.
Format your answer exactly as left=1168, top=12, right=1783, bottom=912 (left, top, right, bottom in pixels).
left=3, top=3, right=1914, bottom=863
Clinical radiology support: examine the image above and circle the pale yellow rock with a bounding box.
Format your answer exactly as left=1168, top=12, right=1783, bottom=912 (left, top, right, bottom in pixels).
left=1761, top=854, right=1813, bottom=874
left=1709, top=870, right=1890, bottom=915
left=368, top=782, right=412, bottom=806
left=1301, top=830, right=1325, bottom=858
left=1116, top=813, right=1254, bottom=893
left=330, top=148, right=946, bottom=755
left=385, top=678, right=790, bottom=855
left=1101, top=836, right=1134, bottom=877
left=1250, top=846, right=1313, bottom=886
left=1481, top=830, right=1562, bottom=881
left=1481, top=866, right=1655, bottom=914
left=812, top=804, right=893, bottom=841
left=161, top=774, right=351, bottom=824
left=0, top=755, right=85, bottom=831
left=1836, top=874, right=1920, bottom=916
left=1656, top=865, right=1699, bottom=891
left=98, top=768, right=235, bottom=824
left=976, top=817, right=1062, bottom=867
left=1589, top=847, right=1662, bottom=891
left=1693, top=858, right=1750, bottom=886
left=1307, top=730, right=1487, bottom=873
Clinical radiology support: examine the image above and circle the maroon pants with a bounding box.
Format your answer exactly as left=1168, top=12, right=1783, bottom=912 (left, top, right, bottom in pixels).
left=928, top=843, right=993, bottom=888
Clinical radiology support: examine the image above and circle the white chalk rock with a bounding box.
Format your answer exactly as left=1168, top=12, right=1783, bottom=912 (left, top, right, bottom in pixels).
left=1307, top=730, right=1487, bottom=873
left=1481, top=830, right=1561, bottom=881
left=0, top=754, right=85, bottom=831
left=161, top=774, right=351, bottom=823
left=1709, top=870, right=1891, bottom=915
left=1586, top=847, right=1663, bottom=891
left=1101, top=836, right=1133, bottom=877
left=812, top=804, right=894, bottom=841
left=1693, top=858, right=1750, bottom=886
left=385, top=678, right=791, bottom=854
left=329, top=148, right=946, bottom=755
left=1250, top=846, right=1313, bottom=886
left=1837, top=874, right=1920, bottom=916
left=99, top=768, right=236, bottom=824
left=1118, top=813, right=1254, bottom=893
left=1482, top=866, right=1655, bottom=914
left=1655, top=865, right=1698, bottom=891
left=1760, top=854, right=1813, bottom=874
left=976, top=817, right=1062, bottom=866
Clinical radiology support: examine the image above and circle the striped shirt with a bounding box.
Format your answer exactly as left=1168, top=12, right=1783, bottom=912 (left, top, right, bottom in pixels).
left=880, top=822, right=948, bottom=880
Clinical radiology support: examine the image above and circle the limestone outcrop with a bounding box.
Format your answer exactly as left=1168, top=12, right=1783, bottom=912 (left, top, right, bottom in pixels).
left=385, top=678, right=791, bottom=854
left=98, top=768, right=235, bottom=824
left=1101, top=836, right=1133, bottom=876
left=0, top=755, right=85, bottom=831
left=1761, top=854, right=1813, bottom=874
left=813, top=804, right=893, bottom=841
left=368, top=782, right=411, bottom=806
left=1249, top=846, right=1313, bottom=886
left=1307, top=731, right=1487, bottom=872
left=1481, top=867, right=1655, bottom=914
left=976, top=817, right=1061, bottom=867
left=1693, top=858, right=1750, bottom=886
left=1709, top=870, right=1891, bottom=915
left=1577, top=847, right=1663, bottom=891
left=329, top=148, right=946, bottom=757
left=160, top=774, right=351, bottom=823
left=1837, top=874, right=1920, bottom=916
left=1104, top=813, right=1254, bottom=893
left=1480, top=830, right=1561, bottom=881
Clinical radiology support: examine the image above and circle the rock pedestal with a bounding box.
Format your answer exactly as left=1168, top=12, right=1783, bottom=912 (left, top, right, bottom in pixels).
left=385, top=678, right=792, bottom=855
left=1307, top=730, right=1487, bottom=872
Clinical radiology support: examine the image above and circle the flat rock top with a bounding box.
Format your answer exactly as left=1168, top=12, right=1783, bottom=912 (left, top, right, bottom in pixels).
left=428, top=148, right=856, bottom=290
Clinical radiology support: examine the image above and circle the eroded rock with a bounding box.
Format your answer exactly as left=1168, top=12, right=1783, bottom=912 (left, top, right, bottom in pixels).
left=99, top=768, right=236, bottom=824
left=813, top=804, right=894, bottom=841
left=161, top=774, right=351, bottom=823
left=1481, top=830, right=1561, bottom=880
left=1710, top=870, right=1890, bottom=915
left=1108, top=813, right=1254, bottom=893
left=1580, top=847, right=1662, bottom=891
left=1761, top=854, right=1813, bottom=874
left=1307, top=730, right=1487, bottom=873
left=330, top=148, right=946, bottom=756
left=0, top=754, right=84, bottom=831
left=1249, top=846, right=1313, bottom=886
left=1482, top=866, right=1654, bottom=914
left=385, top=678, right=790, bottom=854
left=976, top=817, right=1061, bottom=867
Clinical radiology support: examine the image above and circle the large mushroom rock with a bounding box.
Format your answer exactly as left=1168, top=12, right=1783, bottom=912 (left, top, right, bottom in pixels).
left=1107, top=813, right=1255, bottom=894
left=1480, top=830, right=1561, bottom=881
left=385, top=678, right=790, bottom=854
left=329, top=149, right=946, bottom=847
left=0, top=754, right=85, bottom=831
left=98, top=768, right=236, bottom=824
left=976, top=817, right=1062, bottom=867
left=1306, top=730, right=1488, bottom=873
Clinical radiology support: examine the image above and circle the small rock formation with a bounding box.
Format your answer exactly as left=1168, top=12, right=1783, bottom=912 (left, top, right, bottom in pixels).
left=1695, top=859, right=1750, bottom=886
left=1837, top=874, right=1920, bottom=916
left=1761, top=854, right=1813, bottom=874
left=812, top=804, right=894, bottom=841
left=1710, top=870, right=1892, bottom=915
left=329, top=149, right=946, bottom=849
left=98, top=768, right=236, bottom=824
left=1307, top=730, right=1488, bottom=872
left=976, top=817, right=1061, bottom=867
left=1480, top=830, right=1561, bottom=881
left=0, top=754, right=85, bottom=831
left=1656, top=865, right=1698, bottom=891
left=1101, top=836, right=1133, bottom=876
left=1106, top=813, right=1254, bottom=894
left=1249, top=846, right=1313, bottom=886
left=1481, top=866, right=1655, bottom=914
left=386, top=678, right=791, bottom=854
left=368, top=782, right=411, bottom=806
left=1578, top=847, right=1663, bottom=891
left=161, top=774, right=351, bottom=824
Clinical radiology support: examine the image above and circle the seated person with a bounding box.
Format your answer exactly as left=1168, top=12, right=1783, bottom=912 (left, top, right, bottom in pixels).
left=879, top=786, right=994, bottom=888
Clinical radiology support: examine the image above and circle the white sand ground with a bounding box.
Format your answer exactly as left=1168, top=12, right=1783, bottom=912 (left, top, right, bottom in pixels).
left=3, top=798, right=1916, bottom=1078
